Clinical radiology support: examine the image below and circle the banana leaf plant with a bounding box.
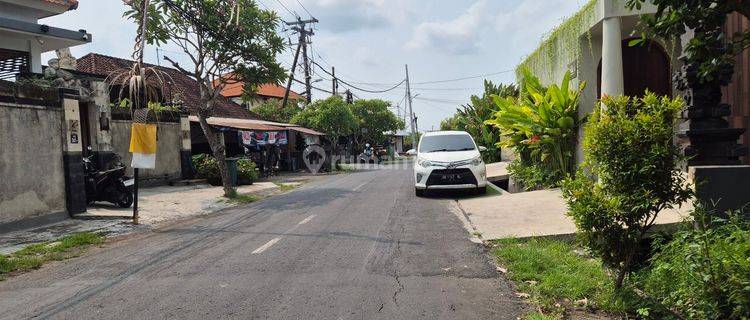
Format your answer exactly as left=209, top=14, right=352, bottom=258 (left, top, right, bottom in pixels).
left=486, top=68, right=585, bottom=187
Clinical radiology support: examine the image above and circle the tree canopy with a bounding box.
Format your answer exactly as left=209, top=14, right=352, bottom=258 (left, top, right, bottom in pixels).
left=252, top=99, right=300, bottom=123
left=124, top=0, right=286, bottom=197
left=125, top=0, right=286, bottom=110
left=291, top=96, right=357, bottom=147
left=349, top=98, right=405, bottom=148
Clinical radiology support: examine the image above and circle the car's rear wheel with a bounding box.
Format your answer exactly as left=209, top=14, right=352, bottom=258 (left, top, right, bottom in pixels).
left=415, top=188, right=425, bottom=197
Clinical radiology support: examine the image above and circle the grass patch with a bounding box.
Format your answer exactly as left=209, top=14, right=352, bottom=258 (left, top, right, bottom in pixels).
left=226, top=193, right=261, bottom=204
left=492, top=238, right=674, bottom=319
left=0, top=232, right=104, bottom=279
left=485, top=184, right=502, bottom=196
left=524, top=312, right=558, bottom=320
left=274, top=182, right=298, bottom=192
left=493, top=238, right=612, bottom=312
left=336, top=164, right=356, bottom=172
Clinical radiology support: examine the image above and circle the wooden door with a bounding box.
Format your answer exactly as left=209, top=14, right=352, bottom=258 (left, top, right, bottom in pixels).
left=598, top=39, right=671, bottom=99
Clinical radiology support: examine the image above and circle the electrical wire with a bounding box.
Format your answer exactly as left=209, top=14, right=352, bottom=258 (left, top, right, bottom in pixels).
left=294, top=0, right=313, bottom=18
left=413, top=96, right=467, bottom=104
left=412, top=69, right=515, bottom=85
left=274, top=0, right=298, bottom=18
left=293, top=78, right=332, bottom=94
left=312, top=61, right=405, bottom=93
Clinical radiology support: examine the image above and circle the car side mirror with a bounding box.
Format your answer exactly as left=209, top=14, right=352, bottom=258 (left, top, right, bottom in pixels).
left=478, top=146, right=487, bottom=152
left=406, top=149, right=417, bottom=156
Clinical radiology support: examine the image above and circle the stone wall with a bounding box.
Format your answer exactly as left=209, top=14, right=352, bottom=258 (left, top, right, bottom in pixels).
left=0, top=102, right=66, bottom=225
left=111, top=120, right=182, bottom=183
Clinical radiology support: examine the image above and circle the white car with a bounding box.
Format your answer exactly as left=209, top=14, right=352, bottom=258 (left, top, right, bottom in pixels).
left=408, top=131, right=487, bottom=197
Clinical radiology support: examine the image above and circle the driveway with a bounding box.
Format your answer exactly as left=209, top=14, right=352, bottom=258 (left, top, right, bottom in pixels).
left=0, top=167, right=525, bottom=319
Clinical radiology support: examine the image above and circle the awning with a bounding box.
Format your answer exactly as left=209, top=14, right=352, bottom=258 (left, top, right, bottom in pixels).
left=288, top=126, right=325, bottom=136
left=188, top=116, right=286, bottom=131
left=188, top=116, right=325, bottom=135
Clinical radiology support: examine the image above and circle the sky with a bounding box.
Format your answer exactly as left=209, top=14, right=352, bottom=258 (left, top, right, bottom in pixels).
left=41, top=0, right=589, bottom=132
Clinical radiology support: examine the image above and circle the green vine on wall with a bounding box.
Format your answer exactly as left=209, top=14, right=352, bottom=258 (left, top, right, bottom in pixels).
left=516, top=0, right=598, bottom=82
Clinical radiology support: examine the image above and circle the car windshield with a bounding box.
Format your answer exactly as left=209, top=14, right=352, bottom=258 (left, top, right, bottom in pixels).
left=419, top=134, right=476, bottom=153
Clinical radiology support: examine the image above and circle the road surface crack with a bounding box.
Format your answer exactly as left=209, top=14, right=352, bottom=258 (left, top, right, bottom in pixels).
left=391, top=223, right=405, bottom=306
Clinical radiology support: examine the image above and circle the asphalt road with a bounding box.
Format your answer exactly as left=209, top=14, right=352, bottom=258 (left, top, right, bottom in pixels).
left=0, top=166, right=525, bottom=319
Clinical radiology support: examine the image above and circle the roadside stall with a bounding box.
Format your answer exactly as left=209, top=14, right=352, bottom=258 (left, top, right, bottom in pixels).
left=189, top=116, right=325, bottom=176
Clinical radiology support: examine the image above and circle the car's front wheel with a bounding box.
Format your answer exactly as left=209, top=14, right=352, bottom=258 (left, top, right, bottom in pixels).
left=415, top=188, right=424, bottom=197
left=473, top=186, right=486, bottom=195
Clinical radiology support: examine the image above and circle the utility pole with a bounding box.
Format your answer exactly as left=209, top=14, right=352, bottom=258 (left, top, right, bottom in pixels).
left=405, top=64, right=417, bottom=148
left=300, top=30, right=312, bottom=104
left=331, top=66, right=338, bottom=95
left=282, top=17, right=318, bottom=107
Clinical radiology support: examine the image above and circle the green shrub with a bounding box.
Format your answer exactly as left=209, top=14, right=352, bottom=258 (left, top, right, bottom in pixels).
left=507, top=159, right=561, bottom=191
left=486, top=68, right=584, bottom=189
left=237, top=158, right=258, bottom=183
left=562, top=93, right=693, bottom=289
left=640, top=207, right=750, bottom=319
left=192, top=154, right=258, bottom=186
left=192, top=154, right=221, bottom=186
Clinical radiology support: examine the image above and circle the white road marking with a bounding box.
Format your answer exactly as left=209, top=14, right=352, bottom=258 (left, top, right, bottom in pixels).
left=252, top=238, right=281, bottom=254
left=353, top=182, right=368, bottom=191
left=298, top=215, right=316, bottom=225
left=252, top=215, right=316, bottom=254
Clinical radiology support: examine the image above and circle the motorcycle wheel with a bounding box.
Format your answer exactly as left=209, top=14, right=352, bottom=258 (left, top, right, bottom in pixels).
left=116, top=192, right=133, bottom=208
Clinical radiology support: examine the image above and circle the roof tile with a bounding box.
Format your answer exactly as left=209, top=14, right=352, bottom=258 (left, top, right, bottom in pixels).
left=218, top=76, right=304, bottom=100
left=77, top=53, right=259, bottom=120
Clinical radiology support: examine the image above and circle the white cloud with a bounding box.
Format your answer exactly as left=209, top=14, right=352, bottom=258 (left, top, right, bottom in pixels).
left=292, top=0, right=416, bottom=33
left=495, top=0, right=587, bottom=51
left=405, top=0, right=490, bottom=55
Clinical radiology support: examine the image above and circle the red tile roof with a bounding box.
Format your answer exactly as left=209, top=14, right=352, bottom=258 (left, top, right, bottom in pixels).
left=76, top=53, right=259, bottom=120
left=218, top=77, right=304, bottom=101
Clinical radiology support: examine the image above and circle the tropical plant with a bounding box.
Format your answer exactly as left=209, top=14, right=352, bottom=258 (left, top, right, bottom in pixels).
left=562, top=93, right=693, bottom=290
left=349, top=98, right=405, bottom=151
left=439, top=113, right=462, bottom=131
left=439, top=80, right=519, bottom=162
left=486, top=68, right=583, bottom=189
left=641, top=206, right=750, bottom=320
left=291, top=96, right=357, bottom=154
left=125, top=0, right=286, bottom=197
left=252, top=98, right=300, bottom=123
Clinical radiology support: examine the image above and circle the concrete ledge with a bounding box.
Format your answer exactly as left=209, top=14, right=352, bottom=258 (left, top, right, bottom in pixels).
left=0, top=211, right=69, bottom=234
left=458, top=189, right=691, bottom=240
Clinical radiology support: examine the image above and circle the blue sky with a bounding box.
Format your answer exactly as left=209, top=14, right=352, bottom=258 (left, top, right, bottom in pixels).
left=42, top=0, right=588, bottom=131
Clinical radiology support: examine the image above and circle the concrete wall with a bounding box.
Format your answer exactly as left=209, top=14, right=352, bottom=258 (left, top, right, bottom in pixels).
left=111, top=120, right=182, bottom=182
left=0, top=102, right=66, bottom=225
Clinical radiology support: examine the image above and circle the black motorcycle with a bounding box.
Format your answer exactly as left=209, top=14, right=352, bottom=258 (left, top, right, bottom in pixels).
left=83, top=155, right=134, bottom=208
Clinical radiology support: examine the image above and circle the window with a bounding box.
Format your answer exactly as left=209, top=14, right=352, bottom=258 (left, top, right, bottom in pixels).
left=0, top=49, right=30, bottom=80
left=419, top=134, right=476, bottom=153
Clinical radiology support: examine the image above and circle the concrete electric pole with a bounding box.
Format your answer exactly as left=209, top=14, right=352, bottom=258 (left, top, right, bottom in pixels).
left=282, top=17, right=318, bottom=107
left=405, top=64, right=417, bottom=149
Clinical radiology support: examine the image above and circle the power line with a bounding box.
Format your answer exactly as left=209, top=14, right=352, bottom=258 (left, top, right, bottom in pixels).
left=413, top=96, right=467, bottom=104
left=274, top=0, right=297, bottom=18
left=294, top=0, right=313, bottom=18
left=412, top=69, right=515, bottom=85
left=312, top=61, right=405, bottom=93
left=293, top=78, right=332, bottom=94
left=410, top=86, right=484, bottom=91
